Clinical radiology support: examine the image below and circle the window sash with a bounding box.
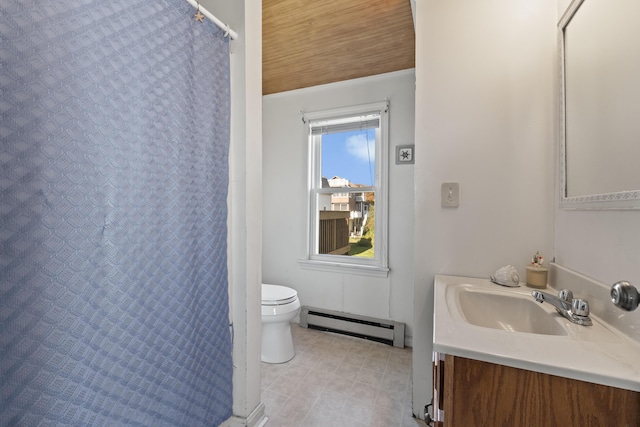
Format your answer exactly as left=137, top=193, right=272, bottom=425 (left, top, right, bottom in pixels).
left=304, top=101, right=389, bottom=274
left=315, top=186, right=375, bottom=194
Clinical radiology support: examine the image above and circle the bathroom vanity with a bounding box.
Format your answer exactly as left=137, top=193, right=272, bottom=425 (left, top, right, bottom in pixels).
left=432, top=354, right=639, bottom=427
left=431, top=271, right=640, bottom=427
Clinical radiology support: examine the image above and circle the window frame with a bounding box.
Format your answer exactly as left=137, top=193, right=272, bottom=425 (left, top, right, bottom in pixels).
left=299, top=101, right=389, bottom=277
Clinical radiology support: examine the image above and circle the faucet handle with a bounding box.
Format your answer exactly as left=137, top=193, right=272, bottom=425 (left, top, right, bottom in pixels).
left=558, top=289, right=573, bottom=302
left=557, top=289, right=573, bottom=309
left=572, top=298, right=590, bottom=317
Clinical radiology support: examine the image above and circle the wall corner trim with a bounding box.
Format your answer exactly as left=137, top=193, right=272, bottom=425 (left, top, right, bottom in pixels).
left=221, top=402, right=267, bottom=427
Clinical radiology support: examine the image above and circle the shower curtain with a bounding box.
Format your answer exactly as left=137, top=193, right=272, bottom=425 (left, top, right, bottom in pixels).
left=1, top=1, right=232, bottom=425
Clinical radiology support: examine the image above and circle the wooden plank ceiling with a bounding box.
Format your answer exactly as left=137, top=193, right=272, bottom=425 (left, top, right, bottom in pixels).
left=263, top=0, right=415, bottom=95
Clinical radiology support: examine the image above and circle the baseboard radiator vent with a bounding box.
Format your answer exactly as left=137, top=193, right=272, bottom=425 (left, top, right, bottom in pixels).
left=299, top=306, right=405, bottom=348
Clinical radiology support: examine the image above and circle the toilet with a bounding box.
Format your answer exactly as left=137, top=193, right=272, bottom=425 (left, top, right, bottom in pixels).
left=261, top=284, right=300, bottom=363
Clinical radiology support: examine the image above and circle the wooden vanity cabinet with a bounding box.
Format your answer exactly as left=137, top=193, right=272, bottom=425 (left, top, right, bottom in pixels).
left=434, top=354, right=640, bottom=427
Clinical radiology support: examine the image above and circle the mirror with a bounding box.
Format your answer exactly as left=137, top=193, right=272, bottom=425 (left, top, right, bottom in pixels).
left=559, top=0, right=640, bottom=209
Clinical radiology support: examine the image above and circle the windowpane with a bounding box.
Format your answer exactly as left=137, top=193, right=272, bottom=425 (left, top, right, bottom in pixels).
left=317, top=207, right=350, bottom=255
left=349, top=191, right=374, bottom=259
left=321, top=129, right=376, bottom=187
left=305, top=101, right=388, bottom=273
left=315, top=189, right=375, bottom=258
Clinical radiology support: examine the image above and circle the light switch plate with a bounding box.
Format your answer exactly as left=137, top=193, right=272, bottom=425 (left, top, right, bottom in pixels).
left=441, top=182, right=459, bottom=207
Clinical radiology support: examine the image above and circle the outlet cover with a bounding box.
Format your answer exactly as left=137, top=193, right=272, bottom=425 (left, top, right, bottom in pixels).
left=441, top=182, right=459, bottom=207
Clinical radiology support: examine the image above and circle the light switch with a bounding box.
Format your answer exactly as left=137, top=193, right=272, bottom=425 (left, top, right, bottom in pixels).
left=441, top=183, right=459, bottom=207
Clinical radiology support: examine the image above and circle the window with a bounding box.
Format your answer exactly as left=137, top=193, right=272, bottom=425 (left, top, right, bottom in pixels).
left=300, top=102, right=389, bottom=277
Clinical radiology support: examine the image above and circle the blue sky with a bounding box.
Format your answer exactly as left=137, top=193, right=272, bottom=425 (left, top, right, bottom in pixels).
left=321, top=129, right=375, bottom=186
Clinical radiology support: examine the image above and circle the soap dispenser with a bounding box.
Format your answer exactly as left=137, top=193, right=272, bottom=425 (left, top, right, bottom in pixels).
left=526, top=251, right=548, bottom=288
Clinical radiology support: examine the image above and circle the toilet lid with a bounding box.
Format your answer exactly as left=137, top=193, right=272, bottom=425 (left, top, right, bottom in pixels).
left=262, top=284, right=298, bottom=305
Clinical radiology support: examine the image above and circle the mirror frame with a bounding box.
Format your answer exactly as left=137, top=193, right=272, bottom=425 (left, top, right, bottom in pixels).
left=559, top=0, right=640, bottom=209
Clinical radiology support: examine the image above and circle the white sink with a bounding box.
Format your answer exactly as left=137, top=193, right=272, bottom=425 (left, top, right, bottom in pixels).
left=451, top=287, right=568, bottom=335
left=434, top=275, right=640, bottom=393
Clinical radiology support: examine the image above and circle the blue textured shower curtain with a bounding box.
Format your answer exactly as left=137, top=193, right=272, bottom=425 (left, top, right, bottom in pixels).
left=1, top=1, right=233, bottom=425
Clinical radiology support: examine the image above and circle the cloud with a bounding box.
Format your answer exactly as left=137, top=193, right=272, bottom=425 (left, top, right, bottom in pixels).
left=345, top=133, right=375, bottom=163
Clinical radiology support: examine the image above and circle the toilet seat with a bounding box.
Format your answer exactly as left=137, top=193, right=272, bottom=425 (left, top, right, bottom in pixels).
left=262, top=284, right=298, bottom=306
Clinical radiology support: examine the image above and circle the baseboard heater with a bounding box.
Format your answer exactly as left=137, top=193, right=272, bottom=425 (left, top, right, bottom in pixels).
left=299, top=306, right=405, bottom=348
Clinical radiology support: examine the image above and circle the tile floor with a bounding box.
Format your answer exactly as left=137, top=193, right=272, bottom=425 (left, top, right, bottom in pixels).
left=261, top=324, right=429, bottom=427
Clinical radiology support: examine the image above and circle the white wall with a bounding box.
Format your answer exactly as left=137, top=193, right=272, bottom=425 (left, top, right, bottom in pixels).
left=413, top=0, right=556, bottom=419
left=262, top=70, right=416, bottom=341
left=554, top=215, right=640, bottom=314
left=558, top=0, right=571, bottom=18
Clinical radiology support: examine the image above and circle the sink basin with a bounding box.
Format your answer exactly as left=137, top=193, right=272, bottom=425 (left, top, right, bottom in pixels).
left=452, top=287, right=568, bottom=336
left=434, top=275, right=640, bottom=393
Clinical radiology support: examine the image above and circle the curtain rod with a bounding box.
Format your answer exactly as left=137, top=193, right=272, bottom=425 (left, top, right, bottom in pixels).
left=185, top=0, right=238, bottom=40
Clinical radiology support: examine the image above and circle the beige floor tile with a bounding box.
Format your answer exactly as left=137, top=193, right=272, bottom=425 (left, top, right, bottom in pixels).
left=290, top=380, right=325, bottom=402
left=302, top=373, right=332, bottom=393
left=313, top=393, right=346, bottom=413
left=386, top=359, right=412, bottom=377
left=339, top=396, right=374, bottom=425
left=313, top=355, right=343, bottom=373
left=341, top=351, right=367, bottom=367
left=371, top=403, right=404, bottom=427
left=290, top=350, right=321, bottom=368
left=379, top=371, right=409, bottom=393
left=302, top=402, right=342, bottom=425
left=367, top=346, right=392, bottom=361
left=395, top=348, right=412, bottom=363
left=324, top=374, right=354, bottom=394
left=263, top=392, right=288, bottom=417
left=300, top=413, right=337, bottom=427
left=361, top=354, right=389, bottom=371
left=265, top=414, right=299, bottom=427
left=347, top=340, right=375, bottom=354
left=355, top=366, right=383, bottom=387
left=262, top=366, right=280, bottom=389
left=275, top=396, right=314, bottom=423
left=349, top=381, right=379, bottom=406
left=401, top=413, right=430, bottom=427
left=375, top=387, right=407, bottom=412
left=289, top=385, right=322, bottom=408
left=283, top=362, right=311, bottom=380
left=327, top=339, right=354, bottom=353
left=267, top=374, right=301, bottom=397
left=262, top=324, right=421, bottom=427
left=312, top=335, right=335, bottom=348
left=332, top=361, right=360, bottom=381
left=262, top=361, right=292, bottom=378
left=334, top=414, right=370, bottom=427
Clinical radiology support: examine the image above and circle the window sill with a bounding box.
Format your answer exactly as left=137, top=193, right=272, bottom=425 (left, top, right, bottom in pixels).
left=297, top=259, right=389, bottom=278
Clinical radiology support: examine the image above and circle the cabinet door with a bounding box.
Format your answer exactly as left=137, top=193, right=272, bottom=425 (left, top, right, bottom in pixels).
left=443, top=355, right=640, bottom=427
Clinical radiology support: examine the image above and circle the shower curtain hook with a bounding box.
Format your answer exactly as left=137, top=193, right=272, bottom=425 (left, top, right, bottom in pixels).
left=223, top=24, right=230, bottom=38
left=194, top=2, right=205, bottom=22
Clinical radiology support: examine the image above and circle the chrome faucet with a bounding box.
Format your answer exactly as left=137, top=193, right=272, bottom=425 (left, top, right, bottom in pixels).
left=531, top=289, right=592, bottom=326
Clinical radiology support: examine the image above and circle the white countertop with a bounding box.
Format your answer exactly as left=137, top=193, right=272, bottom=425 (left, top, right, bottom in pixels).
left=433, top=274, right=640, bottom=392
